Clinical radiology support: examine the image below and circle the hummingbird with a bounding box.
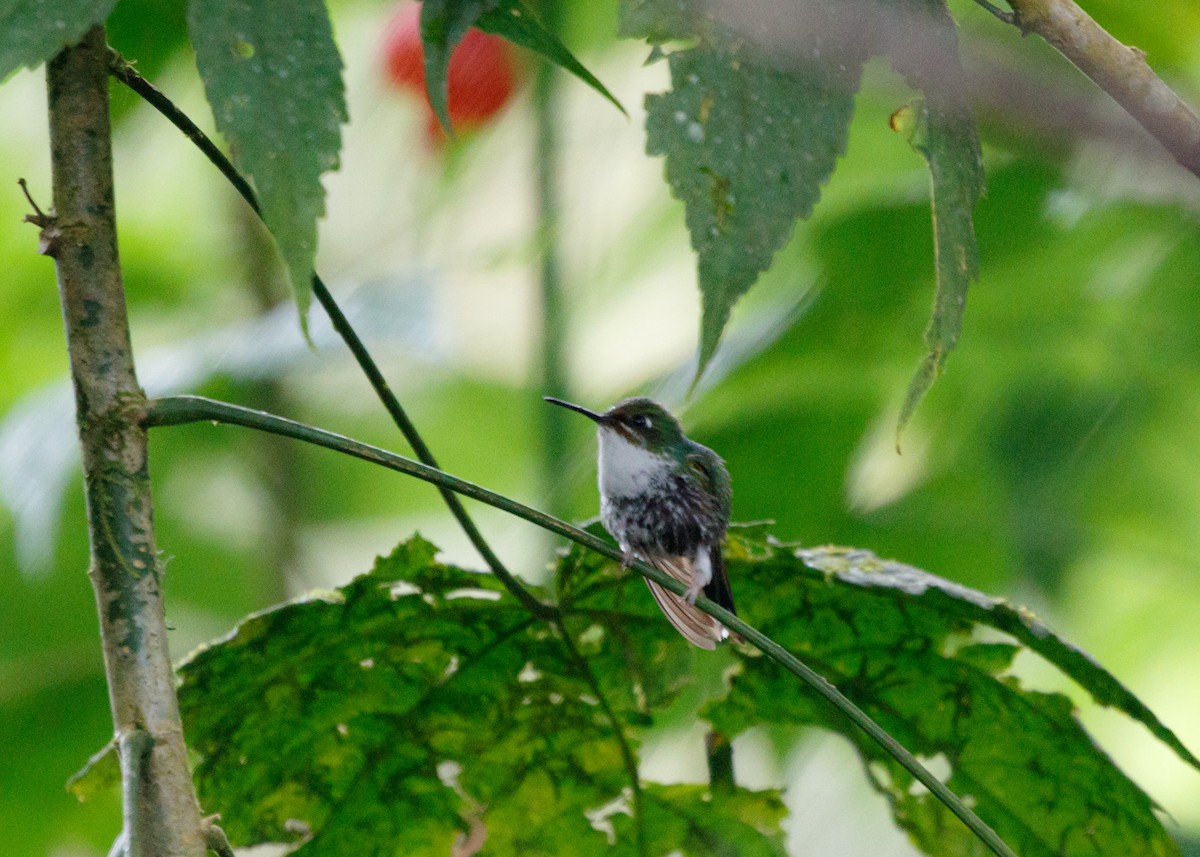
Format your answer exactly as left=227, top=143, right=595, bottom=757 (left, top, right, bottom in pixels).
left=545, top=396, right=736, bottom=649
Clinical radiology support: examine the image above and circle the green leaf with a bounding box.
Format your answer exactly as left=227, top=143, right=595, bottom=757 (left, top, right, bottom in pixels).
left=65, top=738, right=118, bottom=802
left=173, top=528, right=1190, bottom=855
left=884, top=0, right=985, bottom=437
left=708, top=538, right=1184, bottom=857
left=0, top=0, right=119, bottom=80
left=627, top=783, right=789, bottom=857
left=795, top=544, right=1200, bottom=773
left=178, top=535, right=784, bottom=855
left=417, top=0, right=486, bottom=135
left=420, top=0, right=624, bottom=137
left=617, top=0, right=711, bottom=43
left=476, top=3, right=625, bottom=116
left=893, top=94, right=984, bottom=438
left=187, top=0, right=346, bottom=324
left=645, top=41, right=862, bottom=378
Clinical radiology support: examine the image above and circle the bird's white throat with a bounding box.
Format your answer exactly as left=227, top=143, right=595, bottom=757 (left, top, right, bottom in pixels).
left=597, top=427, right=671, bottom=499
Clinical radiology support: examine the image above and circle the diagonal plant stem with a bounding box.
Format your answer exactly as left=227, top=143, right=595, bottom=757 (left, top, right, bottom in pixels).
left=979, top=0, right=1200, bottom=180
left=106, top=55, right=550, bottom=619
left=556, top=620, right=647, bottom=857
left=145, top=393, right=1018, bottom=857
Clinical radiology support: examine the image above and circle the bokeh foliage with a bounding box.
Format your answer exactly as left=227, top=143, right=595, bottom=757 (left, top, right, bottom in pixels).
left=2, top=0, right=1200, bottom=854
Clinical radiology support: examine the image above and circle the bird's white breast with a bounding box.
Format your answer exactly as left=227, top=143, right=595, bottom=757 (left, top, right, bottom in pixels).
left=597, top=427, right=671, bottom=499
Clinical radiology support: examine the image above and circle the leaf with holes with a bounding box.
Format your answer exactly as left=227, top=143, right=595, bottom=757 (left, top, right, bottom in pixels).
left=178, top=535, right=785, bottom=856
left=188, top=0, right=346, bottom=325
left=706, top=536, right=1184, bottom=857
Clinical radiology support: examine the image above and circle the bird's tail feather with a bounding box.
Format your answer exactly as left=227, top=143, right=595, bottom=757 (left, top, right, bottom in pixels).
left=644, top=554, right=723, bottom=650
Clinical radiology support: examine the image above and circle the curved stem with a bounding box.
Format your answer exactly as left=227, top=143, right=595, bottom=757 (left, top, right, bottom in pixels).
left=106, top=55, right=549, bottom=619
left=145, top=394, right=1016, bottom=857
left=556, top=620, right=647, bottom=857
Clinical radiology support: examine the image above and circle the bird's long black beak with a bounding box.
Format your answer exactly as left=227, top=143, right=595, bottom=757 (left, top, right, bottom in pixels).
left=544, top=396, right=606, bottom=424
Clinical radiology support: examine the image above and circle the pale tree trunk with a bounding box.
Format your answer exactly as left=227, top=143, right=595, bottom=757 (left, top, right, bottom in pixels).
left=43, top=25, right=206, bottom=857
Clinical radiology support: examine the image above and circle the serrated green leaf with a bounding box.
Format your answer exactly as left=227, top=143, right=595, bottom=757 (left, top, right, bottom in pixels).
left=708, top=539, right=1183, bottom=857
left=178, top=535, right=784, bottom=856
left=171, top=528, right=1191, bottom=856
left=476, top=2, right=625, bottom=116
left=0, top=0, right=119, bottom=80
left=420, top=0, right=623, bottom=137
left=187, top=0, right=346, bottom=325
left=790, top=543, right=1200, bottom=773
left=645, top=41, right=862, bottom=378
left=65, top=737, right=118, bottom=802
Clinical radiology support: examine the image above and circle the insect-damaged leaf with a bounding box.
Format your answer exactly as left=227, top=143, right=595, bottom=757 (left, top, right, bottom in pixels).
left=188, top=0, right=347, bottom=326
left=171, top=526, right=1193, bottom=856
left=645, top=39, right=863, bottom=379
left=177, top=535, right=785, bottom=856
left=708, top=535, right=1184, bottom=857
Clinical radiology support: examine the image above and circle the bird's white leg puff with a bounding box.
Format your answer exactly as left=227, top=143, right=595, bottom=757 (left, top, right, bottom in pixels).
left=683, top=545, right=713, bottom=604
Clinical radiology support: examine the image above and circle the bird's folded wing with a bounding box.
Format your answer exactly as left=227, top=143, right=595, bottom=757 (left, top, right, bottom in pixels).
left=644, top=554, right=722, bottom=650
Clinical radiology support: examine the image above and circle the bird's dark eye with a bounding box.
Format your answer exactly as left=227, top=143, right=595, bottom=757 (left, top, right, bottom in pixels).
left=632, top=414, right=652, bottom=430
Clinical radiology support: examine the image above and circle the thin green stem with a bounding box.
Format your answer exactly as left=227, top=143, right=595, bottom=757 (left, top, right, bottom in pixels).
left=145, top=394, right=1016, bottom=857
left=107, top=55, right=548, bottom=618
left=557, top=620, right=647, bottom=857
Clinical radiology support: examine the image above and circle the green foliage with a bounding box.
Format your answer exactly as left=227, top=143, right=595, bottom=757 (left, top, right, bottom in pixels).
left=187, top=0, right=347, bottom=324
left=712, top=533, right=1182, bottom=856
left=629, top=784, right=788, bottom=857
left=178, top=535, right=784, bottom=855
left=5, top=1, right=1200, bottom=853
left=888, top=0, right=985, bottom=436
left=420, top=0, right=624, bottom=136
left=644, top=39, right=862, bottom=377
left=617, top=0, right=708, bottom=43
left=173, top=530, right=1186, bottom=856
left=0, top=0, right=119, bottom=79
left=894, top=95, right=983, bottom=438
left=627, top=0, right=983, bottom=409
left=66, top=737, right=119, bottom=801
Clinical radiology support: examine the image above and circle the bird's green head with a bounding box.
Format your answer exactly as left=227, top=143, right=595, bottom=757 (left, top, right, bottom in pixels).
left=545, top=396, right=686, bottom=454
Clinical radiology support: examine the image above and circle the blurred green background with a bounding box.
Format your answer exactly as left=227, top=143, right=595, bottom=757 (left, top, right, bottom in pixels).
left=2, top=0, right=1199, bottom=854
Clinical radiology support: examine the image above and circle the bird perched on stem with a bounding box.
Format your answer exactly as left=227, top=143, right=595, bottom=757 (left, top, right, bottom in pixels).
left=545, top=396, right=737, bottom=649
